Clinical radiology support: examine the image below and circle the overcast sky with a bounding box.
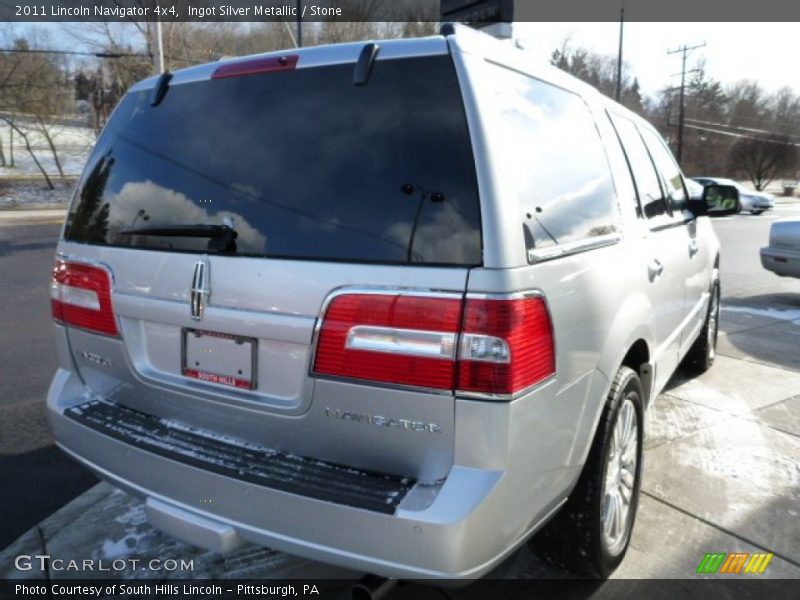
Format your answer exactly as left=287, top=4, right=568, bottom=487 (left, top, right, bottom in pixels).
left=516, top=22, right=799, bottom=99
left=15, top=21, right=800, bottom=100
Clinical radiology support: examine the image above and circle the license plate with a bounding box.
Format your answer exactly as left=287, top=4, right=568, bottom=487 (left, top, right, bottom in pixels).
left=182, top=329, right=256, bottom=390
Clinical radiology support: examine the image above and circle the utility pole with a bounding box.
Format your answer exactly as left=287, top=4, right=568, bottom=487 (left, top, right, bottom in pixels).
left=667, top=42, right=705, bottom=165
left=615, top=0, right=625, bottom=102
left=155, top=20, right=165, bottom=74
left=297, top=0, right=303, bottom=47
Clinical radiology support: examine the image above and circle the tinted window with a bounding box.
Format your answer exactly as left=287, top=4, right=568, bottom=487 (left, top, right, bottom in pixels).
left=487, top=66, right=619, bottom=251
left=610, top=113, right=668, bottom=219
left=640, top=127, right=687, bottom=212
left=64, top=56, right=482, bottom=266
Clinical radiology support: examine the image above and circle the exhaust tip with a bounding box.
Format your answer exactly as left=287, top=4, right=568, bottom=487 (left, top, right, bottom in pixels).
left=350, top=577, right=397, bottom=600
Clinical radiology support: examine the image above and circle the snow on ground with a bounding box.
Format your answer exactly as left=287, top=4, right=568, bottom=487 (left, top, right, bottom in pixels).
left=0, top=178, right=76, bottom=208
left=0, top=119, right=94, bottom=180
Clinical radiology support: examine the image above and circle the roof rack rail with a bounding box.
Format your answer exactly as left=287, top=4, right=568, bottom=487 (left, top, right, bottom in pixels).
left=150, top=71, right=172, bottom=107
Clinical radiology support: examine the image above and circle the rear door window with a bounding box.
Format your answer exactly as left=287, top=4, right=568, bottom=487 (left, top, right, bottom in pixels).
left=64, top=55, right=482, bottom=266
left=639, top=127, right=688, bottom=213
left=609, top=113, right=669, bottom=220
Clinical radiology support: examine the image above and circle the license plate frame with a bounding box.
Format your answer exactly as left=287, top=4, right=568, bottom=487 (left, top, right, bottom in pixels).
left=181, top=328, right=257, bottom=390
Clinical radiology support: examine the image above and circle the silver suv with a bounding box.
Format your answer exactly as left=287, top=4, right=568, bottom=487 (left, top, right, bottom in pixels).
left=48, top=26, right=726, bottom=580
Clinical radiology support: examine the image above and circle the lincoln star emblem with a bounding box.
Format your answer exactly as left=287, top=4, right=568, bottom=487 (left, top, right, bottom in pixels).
left=190, top=259, right=210, bottom=320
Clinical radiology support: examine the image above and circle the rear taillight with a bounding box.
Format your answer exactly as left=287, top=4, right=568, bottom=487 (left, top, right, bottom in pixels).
left=457, top=297, right=555, bottom=395
left=313, top=294, right=462, bottom=390
left=313, top=291, right=555, bottom=397
left=51, top=260, right=118, bottom=337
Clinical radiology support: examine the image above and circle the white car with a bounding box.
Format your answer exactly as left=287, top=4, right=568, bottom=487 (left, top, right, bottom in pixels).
left=761, top=218, right=800, bottom=278
left=693, top=177, right=775, bottom=215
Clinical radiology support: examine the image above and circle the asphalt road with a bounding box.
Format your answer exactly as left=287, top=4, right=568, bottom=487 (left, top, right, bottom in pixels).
left=0, top=221, right=98, bottom=549
left=0, top=204, right=798, bottom=551
left=712, top=205, right=800, bottom=300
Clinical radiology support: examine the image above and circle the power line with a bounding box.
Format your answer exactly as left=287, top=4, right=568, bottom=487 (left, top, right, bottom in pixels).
left=0, top=46, right=147, bottom=58
left=684, top=117, right=800, bottom=141
left=686, top=123, right=800, bottom=146
left=677, top=122, right=800, bottom=147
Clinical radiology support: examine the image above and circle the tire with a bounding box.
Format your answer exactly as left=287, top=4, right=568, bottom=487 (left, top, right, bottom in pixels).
left=685, top=279, right=720, bottom=373
left=751, top=210, right=765, bottom=215
left=531, top=366, right=644, bottom=578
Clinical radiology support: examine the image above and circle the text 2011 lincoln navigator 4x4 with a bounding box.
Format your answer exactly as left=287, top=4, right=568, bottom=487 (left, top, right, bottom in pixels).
left=47, top=26, right=735, bottom=579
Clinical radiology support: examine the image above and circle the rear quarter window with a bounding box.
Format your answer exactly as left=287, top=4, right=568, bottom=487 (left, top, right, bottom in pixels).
left=484, top=64, right=620, bottom=255
left=64, top=55, right=482, bottom=266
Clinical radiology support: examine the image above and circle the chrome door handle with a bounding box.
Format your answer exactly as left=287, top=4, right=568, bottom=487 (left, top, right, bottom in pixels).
left=689, top=238, right=699, bottom=256
left=648, top=259, right=664, bottom=280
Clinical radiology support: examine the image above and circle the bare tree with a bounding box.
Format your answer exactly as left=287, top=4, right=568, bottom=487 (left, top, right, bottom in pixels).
left=550, top=39, right=645, bottom=115
left=1, top=35, right=72, bottom=180
left=728, top=135, right=798, bottom=190
left=649, top=61, right=733, bottom=175
left=0, top=32, right=67, bottom=186
left=0, top=115, right=54, bottom=188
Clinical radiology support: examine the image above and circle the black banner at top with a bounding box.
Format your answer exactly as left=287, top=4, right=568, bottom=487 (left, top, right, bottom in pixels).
left=0, top=0, right=799, bottom=22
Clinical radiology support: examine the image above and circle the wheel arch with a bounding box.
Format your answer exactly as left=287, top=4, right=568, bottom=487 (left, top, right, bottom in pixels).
left=596, top=289, right=657, bottom=406
left=570, top=319, right=655, bottom=478
left=619, top=339, right=652, bottom=406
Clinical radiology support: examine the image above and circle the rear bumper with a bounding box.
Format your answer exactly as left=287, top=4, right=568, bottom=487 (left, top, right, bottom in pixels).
left=47, top=368, right=566, bottom=580
left=761, top=247, right=800, bottom=278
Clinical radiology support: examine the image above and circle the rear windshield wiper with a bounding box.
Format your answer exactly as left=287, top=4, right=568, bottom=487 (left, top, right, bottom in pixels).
left=119, top=224, right=238, bottom=253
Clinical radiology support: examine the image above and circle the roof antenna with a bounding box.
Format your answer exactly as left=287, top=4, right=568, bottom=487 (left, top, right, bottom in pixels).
left=353, top=43, right=380, bottom=86
left=150, top=71, right=172, bottom=107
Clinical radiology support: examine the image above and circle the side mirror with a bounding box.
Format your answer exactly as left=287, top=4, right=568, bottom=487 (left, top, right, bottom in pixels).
left=689, top=184, right=739, bottom=217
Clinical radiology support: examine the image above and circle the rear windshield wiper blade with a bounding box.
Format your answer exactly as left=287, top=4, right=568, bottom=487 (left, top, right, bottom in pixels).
left=119, top=224, right=235, bottom=238
left=119, top=224, right=238, bottom=253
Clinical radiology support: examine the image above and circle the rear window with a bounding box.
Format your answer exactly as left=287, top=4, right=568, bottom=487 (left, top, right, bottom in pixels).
left=64, top=55, right=482, bottom=266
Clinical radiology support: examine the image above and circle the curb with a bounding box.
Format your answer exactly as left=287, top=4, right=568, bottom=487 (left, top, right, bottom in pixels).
left=0, top=208, right=66, bottom=223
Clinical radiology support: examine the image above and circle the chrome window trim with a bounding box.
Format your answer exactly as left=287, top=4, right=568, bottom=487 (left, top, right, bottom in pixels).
left=527, top=233, right=621, bottom=265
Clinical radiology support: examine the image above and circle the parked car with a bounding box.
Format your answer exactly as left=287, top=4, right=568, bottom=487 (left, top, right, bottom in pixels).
left=761, top=218, right=800, bottom=278
left=692, top=176, right=775, bottom=214
left=47, top=25, right=734, bottom=582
